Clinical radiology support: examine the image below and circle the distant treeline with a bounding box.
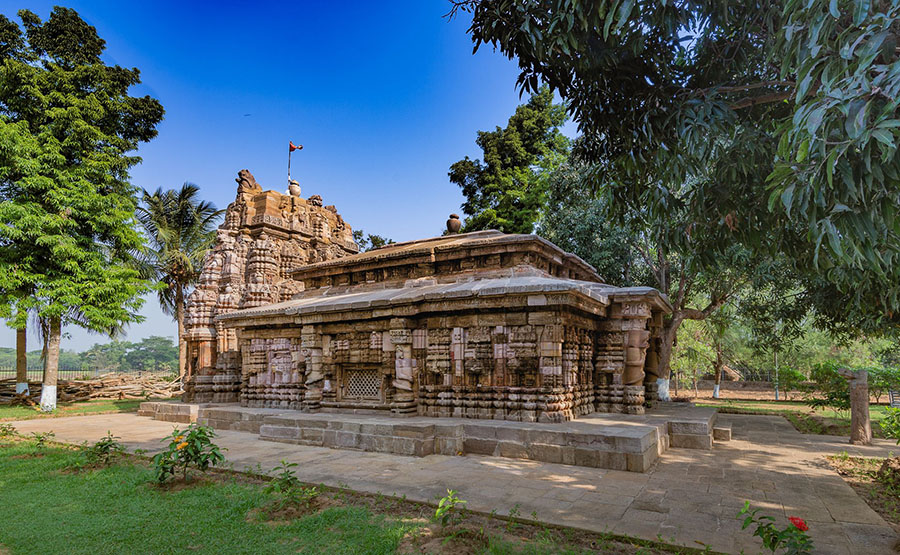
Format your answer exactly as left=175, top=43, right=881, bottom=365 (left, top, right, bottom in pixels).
left=0, top=336, right=178, bottom=373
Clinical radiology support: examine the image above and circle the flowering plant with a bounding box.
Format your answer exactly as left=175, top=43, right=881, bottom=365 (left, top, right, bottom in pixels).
left=151, top=424, right=225, bottom=483
left=738, top=502, right=813, bottom=554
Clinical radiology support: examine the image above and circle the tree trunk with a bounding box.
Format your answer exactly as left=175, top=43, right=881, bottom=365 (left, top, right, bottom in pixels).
left=655, top=313, right=684, bottom=401
left=837, top=367, right=872, bottom=445
left=15, top=316, right=28, bottom=395
left=40, top=316, right=61, bottom=412
left=176, top=287, right=186, bottom=380
left=713, top=350, right=723, bottom=399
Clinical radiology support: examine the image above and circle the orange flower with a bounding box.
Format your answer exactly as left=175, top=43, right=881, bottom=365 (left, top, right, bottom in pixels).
left=176, top=441, right=188, bottom=450
left=175, top=435, right=184, bottom=442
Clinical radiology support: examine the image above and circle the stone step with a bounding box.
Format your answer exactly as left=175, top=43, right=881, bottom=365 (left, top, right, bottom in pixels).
left=713, top=422, right=732, bottom=442
left=257, top=413, right=664, bottom=472
left=137, top=401, right=199, bottom=424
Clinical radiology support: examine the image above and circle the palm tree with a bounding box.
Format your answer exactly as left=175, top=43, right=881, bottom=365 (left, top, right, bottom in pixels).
left=137, top=184, right=222, bottom=379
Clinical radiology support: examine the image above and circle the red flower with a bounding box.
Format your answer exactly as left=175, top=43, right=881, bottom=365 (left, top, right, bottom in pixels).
left=789, top=517, right=809, bottom=532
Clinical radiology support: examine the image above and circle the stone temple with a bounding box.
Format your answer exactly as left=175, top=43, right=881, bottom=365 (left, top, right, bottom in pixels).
left=183, top=170, right=672, bottom=422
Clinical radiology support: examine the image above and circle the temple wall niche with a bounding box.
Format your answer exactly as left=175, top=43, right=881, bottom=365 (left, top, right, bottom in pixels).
left=182, top=170, right=358, bottom=404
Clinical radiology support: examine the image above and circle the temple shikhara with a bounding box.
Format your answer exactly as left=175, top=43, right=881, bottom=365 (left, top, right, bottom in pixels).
left=183, top=170, right=672, bottom=422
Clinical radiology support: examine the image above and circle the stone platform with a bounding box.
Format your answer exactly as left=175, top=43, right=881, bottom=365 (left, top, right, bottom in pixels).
left=137, top=402, right=720, bottom=473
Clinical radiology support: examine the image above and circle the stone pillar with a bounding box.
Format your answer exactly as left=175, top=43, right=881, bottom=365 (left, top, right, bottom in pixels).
left=301, top=325, right=324, bottom=411
left=390, top=319, right=417, bottom=416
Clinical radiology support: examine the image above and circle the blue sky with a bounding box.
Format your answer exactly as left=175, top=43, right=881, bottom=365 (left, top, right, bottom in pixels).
left=0, top=1, right=574, bottom=352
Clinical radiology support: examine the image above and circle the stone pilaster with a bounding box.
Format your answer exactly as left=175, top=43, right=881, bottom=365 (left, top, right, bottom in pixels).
left=390, top=320, right=417, bottom=416
left=301, top=325, right=324, bottom=411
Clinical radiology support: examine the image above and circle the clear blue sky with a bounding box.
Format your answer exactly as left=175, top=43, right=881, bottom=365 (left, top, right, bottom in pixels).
left=0, top=1, right=574, bottom=352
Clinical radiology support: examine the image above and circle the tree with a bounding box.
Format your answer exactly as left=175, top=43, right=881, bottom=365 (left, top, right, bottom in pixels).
left=0, top=7, right=164, bottom=410
left=81, top=340, right=131, bottom=372
left=450, top=0, right=900, bottom=334
left=137, top=184, right=221, bottom=379
left=123, top=336, right=178, bottom=372
left=538, top=162, right=642, bottom=285
left=450, top=86, right=569, bottom=233
left=352, top=229, right=394, bottom=252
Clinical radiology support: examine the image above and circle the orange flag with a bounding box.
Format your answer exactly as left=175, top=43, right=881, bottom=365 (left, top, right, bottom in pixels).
left=289, top=141, right=303, bottom=152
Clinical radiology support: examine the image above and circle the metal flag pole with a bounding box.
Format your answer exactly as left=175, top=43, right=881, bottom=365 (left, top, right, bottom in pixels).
left=288, top=141, right=303, bottom=186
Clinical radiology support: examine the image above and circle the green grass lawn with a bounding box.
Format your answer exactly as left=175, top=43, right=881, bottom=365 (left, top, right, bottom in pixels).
left=0, top=440, right=705, bottom=555
left=0, top=398, right=146, bottom=422
left=0, top=443, right=413, bottom=554
left=694, top=398, right=895, bottom=438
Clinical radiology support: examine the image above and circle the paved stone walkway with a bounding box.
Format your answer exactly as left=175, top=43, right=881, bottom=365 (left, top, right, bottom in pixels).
left=9, top=413, right=898, bottom=554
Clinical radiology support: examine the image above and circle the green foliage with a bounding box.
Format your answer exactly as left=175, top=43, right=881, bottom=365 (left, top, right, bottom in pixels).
left=0, top=444, right=416, bottom=554
left=352, top=229, right=394, bottom=252
left=434, top=489, right=467, bottom=527
left=537, top=162, right=643, bottom=285
left=83, top=431, right=124, bottom=466
left=806, top=361, right=852, bottom=416
left=452, top=0, right=900, bottom=335
left=881, top=408, right=900, bottom=444
left=0, top=423, right=16, bottom=437
left=777, top=366, right=808, bottom=397
left=264, top=459, right=319, bottom=511
left=151, top=424, right=224, bottom=483
left=738, top=502, right=814, bottom=554
left=0, top=7, right=163, bottom=351
left=30, top=430, right=54, bottom=449
left=122, top=336, right=178, bottom=372
left=137, top=184, right=221, bottom=318
left=450, top=86, right=569, bottom=234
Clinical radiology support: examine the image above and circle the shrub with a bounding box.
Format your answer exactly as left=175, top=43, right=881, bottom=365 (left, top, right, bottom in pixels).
left=264, top=460, right=319, bottom=510
left=882, top=408, right=900, bottom=444
left=777, top=366, right=806, bottom=400
left=151, top=424, right=224, bottom=483
left=434, top=489, right=467, bottom=526
left=869, top=366, right=900, bottom=404
left=84, top=431, right=125, bottom=466
left=738, top=502, right=813, bottom=554
left=30, top=431, right=55, bottom=450
left=0, top=423, right=17, bottom=438
left=805, top=361, right=851, bottom=417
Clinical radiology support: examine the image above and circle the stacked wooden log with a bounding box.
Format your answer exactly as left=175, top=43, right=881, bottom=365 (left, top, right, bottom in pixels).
left=0, top=373, right=183, bottom=405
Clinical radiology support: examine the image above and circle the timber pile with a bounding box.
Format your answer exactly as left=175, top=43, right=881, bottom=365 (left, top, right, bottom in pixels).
left=0, top=373, right=183, bottom=405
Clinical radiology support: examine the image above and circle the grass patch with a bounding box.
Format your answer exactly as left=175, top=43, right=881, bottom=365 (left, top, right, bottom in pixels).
left=0, top=439, right=713, bottom=554
left=694, top=399, right=894, bottom=438
left=0, top=399, right=147, bottom=422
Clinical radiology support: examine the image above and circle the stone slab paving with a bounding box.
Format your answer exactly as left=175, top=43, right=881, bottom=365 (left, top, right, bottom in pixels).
left=8, top=413, right=898, bottom=554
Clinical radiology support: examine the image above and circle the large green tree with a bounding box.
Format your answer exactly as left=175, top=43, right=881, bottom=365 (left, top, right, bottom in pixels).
left=451, top=0, right=900, bottom=333
left=137, top=184, right=221, bottom=379
left=0, top=7, right=164, bottom=410
left=449, top=86, right=569, bottom=233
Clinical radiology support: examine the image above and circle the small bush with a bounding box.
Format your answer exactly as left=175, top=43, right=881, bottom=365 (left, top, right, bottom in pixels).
left=30, top=431, right=55, bottom=450
left=805, top=361, right=851, bottom=417
left=151, top=424, right=224, bottom=483
left=434, top=489, right=467, bottom=527
left=882, top=408, right=900, bottom=444
left=738, top=502, right=813, bottom=554
left=0, top=423, right=17, bottom=438
left=264, top=460, right=319, bottom=510
left=84, top=431, right=125, bottom=466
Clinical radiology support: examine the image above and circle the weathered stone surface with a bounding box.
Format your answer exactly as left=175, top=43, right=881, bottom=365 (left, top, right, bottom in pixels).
left=184, top=170, right=672, bottom=423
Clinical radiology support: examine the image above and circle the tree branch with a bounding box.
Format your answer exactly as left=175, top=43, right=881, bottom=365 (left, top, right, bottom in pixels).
left=730, top=91, right=793, bottom=110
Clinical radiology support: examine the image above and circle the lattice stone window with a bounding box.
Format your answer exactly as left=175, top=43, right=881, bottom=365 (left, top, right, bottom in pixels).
left=344, top=369, right=381, bottom=400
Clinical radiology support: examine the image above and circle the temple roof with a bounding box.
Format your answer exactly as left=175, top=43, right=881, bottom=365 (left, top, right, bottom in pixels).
left=292, top=230, right=602, bottom=283
left=218, top=276, right=670, bottom=324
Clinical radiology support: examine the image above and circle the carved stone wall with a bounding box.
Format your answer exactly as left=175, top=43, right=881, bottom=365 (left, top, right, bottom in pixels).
left=183, top=170, right=358, bottom=403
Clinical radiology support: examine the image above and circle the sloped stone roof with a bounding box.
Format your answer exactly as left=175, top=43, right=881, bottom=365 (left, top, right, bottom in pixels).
left=218, top=276, right=670, bottom=323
